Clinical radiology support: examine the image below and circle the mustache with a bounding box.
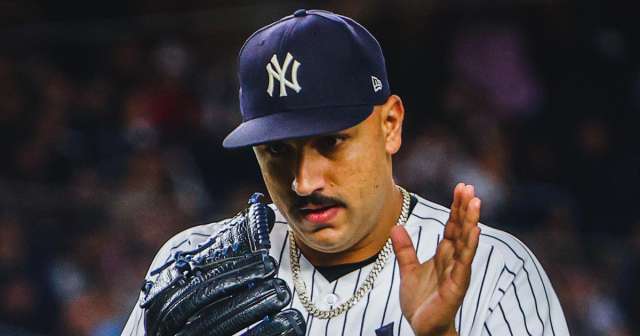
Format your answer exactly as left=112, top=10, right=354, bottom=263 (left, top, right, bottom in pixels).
left=292, top=192, right=346, bottom=209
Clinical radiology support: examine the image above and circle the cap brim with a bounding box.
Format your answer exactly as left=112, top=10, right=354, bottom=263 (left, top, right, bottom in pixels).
left=222, top=105, right=374, bottom=148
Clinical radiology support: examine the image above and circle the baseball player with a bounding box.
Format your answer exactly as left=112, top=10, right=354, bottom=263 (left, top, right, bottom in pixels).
left=122, top=9, right=569, bottom=336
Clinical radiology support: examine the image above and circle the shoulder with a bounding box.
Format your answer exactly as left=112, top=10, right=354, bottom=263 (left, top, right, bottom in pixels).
left=476, top=224, right=540, bottom=277
left=410, top=193, right=564, bottom=319
left=409, top=193, right=542, bottom=276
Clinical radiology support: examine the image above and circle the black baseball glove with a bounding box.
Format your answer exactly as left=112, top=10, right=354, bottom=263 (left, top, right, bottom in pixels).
left=139, top=193, right=306, bottom=336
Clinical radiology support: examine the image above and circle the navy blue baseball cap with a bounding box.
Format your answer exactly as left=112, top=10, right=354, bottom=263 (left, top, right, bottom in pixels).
left=222, top=9, right=391, bottom=148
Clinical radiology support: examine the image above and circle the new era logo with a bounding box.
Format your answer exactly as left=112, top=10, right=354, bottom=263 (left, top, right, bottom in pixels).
left=266, top=52, right=302, bottom=97
left=371, top=76, right=382, bottom=92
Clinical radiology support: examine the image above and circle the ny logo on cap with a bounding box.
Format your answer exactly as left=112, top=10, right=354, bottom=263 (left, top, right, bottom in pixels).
left=266, top=52, right=302, bottom=97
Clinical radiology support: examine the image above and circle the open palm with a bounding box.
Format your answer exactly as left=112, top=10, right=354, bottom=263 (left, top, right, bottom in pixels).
left=391, top=183, right=481, bottom=336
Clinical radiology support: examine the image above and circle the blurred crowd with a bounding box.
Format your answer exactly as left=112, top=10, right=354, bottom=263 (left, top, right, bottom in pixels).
left=0, top=2, right=638, bottom=335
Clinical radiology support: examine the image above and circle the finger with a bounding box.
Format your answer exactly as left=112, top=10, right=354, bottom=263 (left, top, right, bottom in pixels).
left=444, top=183, right=464, bottom=240
left=458, top=185, right=475, bottom=225
left=451, top=197, right=481, bottom=285
left=391, top=225, right=420, bottom=277
left=448, top=184, right=473, bottom=244
left=461, top=197, right=481, bottom=248
left=434, top=238, right=455, bottom=276
left=451, top=225, right=480, bottom=288
left=448, top=183, right=464, bottom=222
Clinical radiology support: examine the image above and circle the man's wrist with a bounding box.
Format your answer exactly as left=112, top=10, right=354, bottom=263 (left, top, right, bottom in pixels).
left=435, top=321, right=458, bottom=336
left=417, top=322, right=457, bottom=336
left=441, top=326, right=458, bottom=336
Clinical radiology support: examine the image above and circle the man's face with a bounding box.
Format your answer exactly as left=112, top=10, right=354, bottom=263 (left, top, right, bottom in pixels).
left=253, top=97, right=404, bottom=254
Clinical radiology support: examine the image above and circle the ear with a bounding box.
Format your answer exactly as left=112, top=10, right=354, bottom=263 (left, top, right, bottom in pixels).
left=379, top=94, right=405, bottom=155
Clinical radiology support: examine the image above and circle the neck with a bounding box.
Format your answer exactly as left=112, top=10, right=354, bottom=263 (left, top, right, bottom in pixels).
left=295, top=184, right=405, bottom=266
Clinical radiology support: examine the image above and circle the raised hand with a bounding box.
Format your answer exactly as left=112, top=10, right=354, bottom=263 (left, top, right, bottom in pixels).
left=391, top=183, right=481, bottom=336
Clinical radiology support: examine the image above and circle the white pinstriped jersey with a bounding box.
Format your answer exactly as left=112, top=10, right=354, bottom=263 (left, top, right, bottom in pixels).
left=121, top=193, right=569, bottom=336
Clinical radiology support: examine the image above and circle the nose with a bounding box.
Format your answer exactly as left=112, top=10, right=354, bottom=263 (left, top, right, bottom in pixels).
left=291, top=147, right=326, bottom=197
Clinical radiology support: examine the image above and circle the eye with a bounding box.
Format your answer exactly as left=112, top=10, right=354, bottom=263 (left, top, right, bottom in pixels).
left=266, top=142, right=288, bottom=156
left=317, top=135, right=347, bottom=152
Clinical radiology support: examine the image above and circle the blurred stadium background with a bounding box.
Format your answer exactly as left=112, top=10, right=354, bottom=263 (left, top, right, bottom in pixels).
left=0, top=1, right=638, bottom=335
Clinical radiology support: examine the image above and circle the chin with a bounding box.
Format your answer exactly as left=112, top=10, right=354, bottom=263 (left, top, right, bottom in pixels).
left=305, top=229, right=352, bottom=253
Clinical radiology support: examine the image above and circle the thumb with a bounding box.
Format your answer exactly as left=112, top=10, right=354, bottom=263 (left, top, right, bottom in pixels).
left=390, top=226, right=420, bottom=278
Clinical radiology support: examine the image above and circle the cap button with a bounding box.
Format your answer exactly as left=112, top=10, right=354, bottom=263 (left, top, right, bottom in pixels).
left=293, top=9, right=307, bottom=17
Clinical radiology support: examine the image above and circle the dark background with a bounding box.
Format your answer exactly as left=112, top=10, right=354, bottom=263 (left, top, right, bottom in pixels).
left=0, top=1, right=638, bottom=335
